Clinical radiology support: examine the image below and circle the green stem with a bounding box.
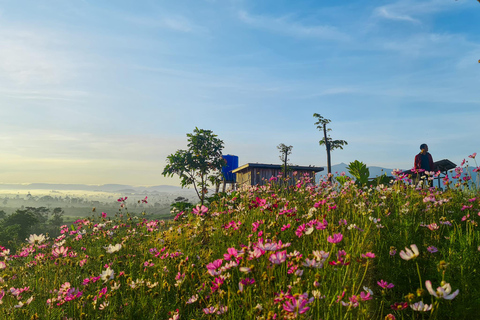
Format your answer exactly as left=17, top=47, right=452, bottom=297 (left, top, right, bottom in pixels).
left=416, top=262, right=423, bottom=289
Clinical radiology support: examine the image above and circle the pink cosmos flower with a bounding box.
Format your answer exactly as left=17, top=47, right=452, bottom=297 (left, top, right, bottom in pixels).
left=469, top=153, right=477, bottom=159
left=327, top=233, right=343, bottom=244
left=192, top=205, right=208, bottom=216
left=223, top=247, right=239, bottom=261
left=281, top=224, right=291, bottom=231
left=186, top=294, right=199, bottom=304
left=283, top=293, right=314, bottom=316
left=295, top=224, right=306, bottom=237
left=361, top=252, right=375, bottom=259
left=302, top=258, right=323, bottom=268
left=52, top=246, right=69, bottom=258
left=206, top=259, right=223, bottom=276
left=203, top=306, right=217, bottom=314
left=269, top=250, right=287, bottom=265
left=248, top=247, right=265, bottom=260
left=377, top=280, right=394, bottom=289
left=216, top=305, right=228, bottom=315
left=359, top=291, right=372, bottom=301
left=315, top=219, right=328, bottom=230
left=101, top=212, right=107, bottom=218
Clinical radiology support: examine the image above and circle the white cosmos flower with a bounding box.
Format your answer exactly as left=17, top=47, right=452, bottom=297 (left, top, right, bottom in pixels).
left=399, top=244, right=419, bottom=260
left=103, top=244, right=122, bottom=254
left=26, top=234, right=47, bottom=245
left=100, top=267, right=115, bottom=282
left=425, top=280, right=459, bottom=300
left=410, top=301, right=433, bottom=311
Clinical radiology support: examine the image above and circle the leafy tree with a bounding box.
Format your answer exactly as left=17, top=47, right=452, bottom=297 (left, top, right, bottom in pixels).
left=170, top=197, right=194, bottom=213
left=162, top=128, right=226, bottom=205
left=313, top=113, right=348, bottom=180
left=277, top=143, right=293, bottom=181
left=50, top=207, right=65, bottom=228
left=25, top=206, right=50, bottom=224
left=2, top=209, right=39, bottom=243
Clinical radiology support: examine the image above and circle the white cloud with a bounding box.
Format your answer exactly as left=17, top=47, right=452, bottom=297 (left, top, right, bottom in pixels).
left=372, top=0, right=469, bottom=24
left=0, top=27, right=76, bottom=86
left=237, top=10, right=349, bottom=41
left=374, top=7, right=420, bottom=24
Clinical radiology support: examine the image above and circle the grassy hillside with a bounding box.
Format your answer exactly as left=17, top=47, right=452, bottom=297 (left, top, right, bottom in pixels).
left=1, top=168, right=480, bottom=319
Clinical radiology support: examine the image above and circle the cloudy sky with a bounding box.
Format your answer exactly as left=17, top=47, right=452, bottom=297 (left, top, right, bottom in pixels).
left=1, top=0, right=479, bottom=186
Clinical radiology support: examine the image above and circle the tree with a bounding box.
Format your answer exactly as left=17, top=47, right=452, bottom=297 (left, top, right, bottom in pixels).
left=2, top=209, right=39, bottom=243
left=162, top=128, right=226, bottom=205
left=277, top=143, right=293, bottom=180
left=313, top=113, right=348, bottom=180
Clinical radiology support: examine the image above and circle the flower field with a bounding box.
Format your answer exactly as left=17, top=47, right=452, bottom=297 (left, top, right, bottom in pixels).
left=1, top=158, right=480, bottom=319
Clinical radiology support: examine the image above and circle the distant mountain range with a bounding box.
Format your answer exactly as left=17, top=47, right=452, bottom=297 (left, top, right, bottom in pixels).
left=0, top=183, right=188, bottom=194
left=318, top=163, right=396, bottom=179
left=1, top=162, right=476, bottom=192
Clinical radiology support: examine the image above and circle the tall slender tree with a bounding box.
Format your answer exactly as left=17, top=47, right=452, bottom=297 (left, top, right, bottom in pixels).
left=277, top=143, right=293, bottom=180
left=313, top=113, right=348, bottom=180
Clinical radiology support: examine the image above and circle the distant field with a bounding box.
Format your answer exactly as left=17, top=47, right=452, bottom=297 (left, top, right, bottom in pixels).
left=0, top=189, right=189, bottom=219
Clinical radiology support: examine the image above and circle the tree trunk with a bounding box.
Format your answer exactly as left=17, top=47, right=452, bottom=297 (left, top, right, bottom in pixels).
left=323, top=125, right=332, bottom=181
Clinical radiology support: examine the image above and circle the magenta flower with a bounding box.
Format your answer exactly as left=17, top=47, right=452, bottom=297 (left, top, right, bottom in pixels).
left=101, top=212, right=107, bottom=218
left=206, top=259, right=223, bottom=276
left=283, top=293, right=314, bottom=316
left=469, top=152, right=477, bottom=159
left=281, top=224, right=291, bottom=231
left=377, top=280, right=394, bottom=289
left=295, top=224, right=306, bottom=237
left=359, top=291, right=372, bottom=301
left=327, top=233, right=343, bottom=244
left=223, top=247, right=239, bottom=261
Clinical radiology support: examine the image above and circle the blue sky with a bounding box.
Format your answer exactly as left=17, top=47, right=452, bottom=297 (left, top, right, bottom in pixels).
left=0, top=0, right=479, bottom=186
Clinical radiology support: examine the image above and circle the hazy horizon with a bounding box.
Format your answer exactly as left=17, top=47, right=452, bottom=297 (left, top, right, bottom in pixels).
left=1, top=1, right=479, bottom=186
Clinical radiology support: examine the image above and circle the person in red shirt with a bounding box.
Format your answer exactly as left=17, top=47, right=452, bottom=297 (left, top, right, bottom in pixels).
left=414, top=143, right=435, bottom=187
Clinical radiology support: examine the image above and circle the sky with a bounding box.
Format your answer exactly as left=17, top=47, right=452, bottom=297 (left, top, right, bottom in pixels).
left=0, top=0, right=479, bottom=187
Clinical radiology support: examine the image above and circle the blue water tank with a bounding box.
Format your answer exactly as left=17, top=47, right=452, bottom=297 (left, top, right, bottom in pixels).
left=222, top=155, right=238, bottom=182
